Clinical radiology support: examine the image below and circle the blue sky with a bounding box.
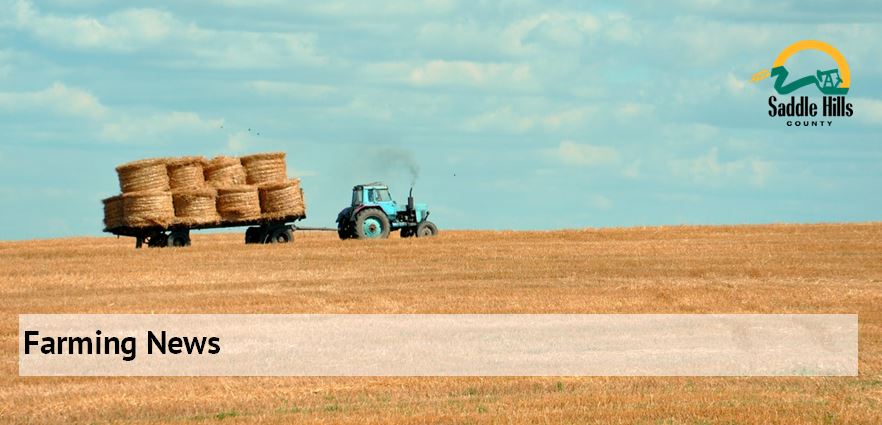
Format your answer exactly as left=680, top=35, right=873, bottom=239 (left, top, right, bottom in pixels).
left=1, top=0, right=880, bottom=240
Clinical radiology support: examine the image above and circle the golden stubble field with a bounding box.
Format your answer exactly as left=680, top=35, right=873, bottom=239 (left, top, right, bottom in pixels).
left=1, top=223, right=881, bottom=424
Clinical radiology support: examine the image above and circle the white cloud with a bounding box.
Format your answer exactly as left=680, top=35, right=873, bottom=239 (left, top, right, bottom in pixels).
left=463, top=106, right=536, bottom=133
left=669, top=147, right=771, bottom=187
left=101, top=111, right=223, bottom=142
left=226, top=130, right=251, bottom=153
left=213, top=0, right=457, bottom=18
left=0, top=82, right=108, bottom=119
left=247, top=80, right=337, bottom=99
left=551, top=141, right=620, bottom=167
left=614, top=102, right=655, bottom=121
left=623, top=160, right=642, bottom=178
left=0, top=80, right=224, bottom=143
left=306, top=0, right=457, bottom=18
left=463, top=105, right=597, bottom=134
left=542, top=106, right=598, bottom=129
left=408, top=60, right=533, bottom=89
left=662, top=122, right=720, bottom=141
left=603, top=12, right=641, bottom=44
left=10, top=1, right=325, bottom=68
left=590, top=194, right=613, bottom=209
left=851, top=97, right=882, bottom=125
left=415, top=11, right=639, bottom=61
left=509, top=12, right=600, bottom=50
left=0, top=49, right=13, bottom=77
left=179, top=31, right=326, bottom=69
left=502, top=11, right=644, bottom=56
left=12, top=2, right=175, bottom=51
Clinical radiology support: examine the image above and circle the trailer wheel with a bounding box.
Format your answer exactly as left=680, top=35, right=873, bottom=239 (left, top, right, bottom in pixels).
left=147, top=232, right=168, bottom=248
left=355, top=209, right=390, bottom=239
left=167, top=230, right=191, bottom=247
left=267, top=227, right=293, bottom=244
left=245, top=227, right=260, bottom=244
left=416, top=221, right=438, bottom=237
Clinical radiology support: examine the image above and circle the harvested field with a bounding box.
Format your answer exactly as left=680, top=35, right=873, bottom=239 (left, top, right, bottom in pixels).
left=1, top=223, right=881, bottom=424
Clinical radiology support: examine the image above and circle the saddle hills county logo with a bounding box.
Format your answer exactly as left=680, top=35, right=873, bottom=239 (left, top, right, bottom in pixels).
left=751, top=40, right=853, bottom=127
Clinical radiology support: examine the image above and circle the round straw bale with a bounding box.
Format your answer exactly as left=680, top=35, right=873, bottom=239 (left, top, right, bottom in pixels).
left=258, top=179, right=306, bottom=219
left=122, top=191, right=174, bottom=228
left=240, top=152, right=287, bottom=185
left=216, top=185, right=261, bottom=222
left=116, top=158, right=170, bottom=193
left=172, top=188, right=220, bottom=226
left=102, top=195, right=124, bottom=230
left=204, top=156, right=247, bottom=187
left=167, top=156, right=206, bottom=190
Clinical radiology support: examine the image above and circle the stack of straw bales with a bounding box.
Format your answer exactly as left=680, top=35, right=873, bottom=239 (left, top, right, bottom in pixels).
left=102, top=195, right=124, bottom=230
left=216, top=186, right=261, bottom=221
left=173, top=188, right=221, bottom=226
left=242, top=152, right=305, bottom=219
left=204, top=156, right=246, bottom=187
left=241, top=152, right=287, bottom=185
left=116, top=158, right=169, bottom=192
left=123, top=191, right=175, bottom=227
left=167, top=156, right=206, bottom=190
left=259, top=179, right=306, bottom=219
left=108, top=158, right=175, bottom=229
left=102, top=151, right=306, bottom=231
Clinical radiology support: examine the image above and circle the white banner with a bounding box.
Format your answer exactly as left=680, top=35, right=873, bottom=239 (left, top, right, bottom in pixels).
left=19, top=314, right=857, bottom=376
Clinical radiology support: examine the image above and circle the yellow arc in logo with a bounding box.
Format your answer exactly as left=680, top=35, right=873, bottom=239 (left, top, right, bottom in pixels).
left=755, top=40, right=851, bottom=88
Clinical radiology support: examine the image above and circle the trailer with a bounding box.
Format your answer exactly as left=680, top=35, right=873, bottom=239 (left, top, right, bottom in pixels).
left=106, top=214, right=305, bottom=248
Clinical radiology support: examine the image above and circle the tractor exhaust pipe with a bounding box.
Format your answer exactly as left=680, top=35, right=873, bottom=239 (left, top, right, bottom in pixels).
left=407, top=187, right=414, bottom=212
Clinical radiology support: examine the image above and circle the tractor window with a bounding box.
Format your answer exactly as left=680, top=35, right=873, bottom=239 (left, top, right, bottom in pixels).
left=352, top=189, right=362, bottom=205
left=374, top=189, right=391, bottom=202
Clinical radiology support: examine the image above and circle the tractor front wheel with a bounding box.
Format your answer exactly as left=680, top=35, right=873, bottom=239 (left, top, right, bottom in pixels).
left=355, top=209, right=391, bottom=239
left=337, top=223, right=353, bottom=240
left=416, top=221, right=438, bottom=237
left=400, top=227, right=415, bottom=238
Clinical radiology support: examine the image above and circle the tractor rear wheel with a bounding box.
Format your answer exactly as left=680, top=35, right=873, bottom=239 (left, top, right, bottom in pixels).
left=416, top=221, right=438, bottom=237
left=355, top=209, right=390, bottom=239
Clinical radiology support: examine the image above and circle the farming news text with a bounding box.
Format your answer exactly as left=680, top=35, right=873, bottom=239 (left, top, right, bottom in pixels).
left=19, top=314, right=857, bottom=377
left=24, top=330, right=221, bottom=362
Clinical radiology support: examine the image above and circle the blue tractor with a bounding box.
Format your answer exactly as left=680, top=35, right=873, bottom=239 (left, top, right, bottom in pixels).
left=336, top=182, right=438, bottom=239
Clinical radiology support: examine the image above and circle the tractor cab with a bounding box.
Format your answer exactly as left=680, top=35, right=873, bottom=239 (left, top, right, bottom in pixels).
left=350, top=183, right=398, bottom=218
left=336, top=182, right=437, bottom=239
